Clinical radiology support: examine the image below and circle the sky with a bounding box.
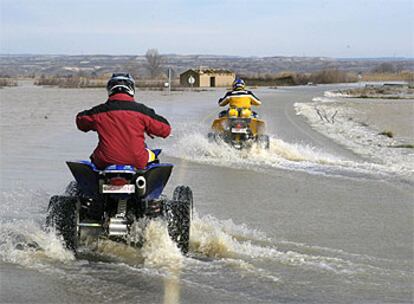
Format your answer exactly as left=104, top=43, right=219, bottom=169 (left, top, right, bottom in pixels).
left=0, top=0, right=413, bottom=58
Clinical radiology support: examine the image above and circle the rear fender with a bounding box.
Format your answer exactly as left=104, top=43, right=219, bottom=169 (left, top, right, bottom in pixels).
left=249, top=118, right=265, bottom=136
left=66, top=161, right=173, bottom=201
left=66, top=161, right=99, bottom=197
left=140, top=164, right=173, bottom=200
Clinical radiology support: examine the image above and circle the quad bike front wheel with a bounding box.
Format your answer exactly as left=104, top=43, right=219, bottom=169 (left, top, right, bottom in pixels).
left=164, top=186, right=193, bottom=254
left=46, top=195, right=80, bottom=252
left=208, top=132, right=216, bottom=143
left=257, top=134, right=270, bottom=150
left=208, top=132, right=223, bottom=145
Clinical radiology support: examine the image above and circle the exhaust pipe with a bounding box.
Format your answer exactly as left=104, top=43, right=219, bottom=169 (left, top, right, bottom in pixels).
left=135, top=176, right=146, bottom=196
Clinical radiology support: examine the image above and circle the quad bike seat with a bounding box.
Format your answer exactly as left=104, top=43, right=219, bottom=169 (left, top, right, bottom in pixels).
left=78, top=149, right=164, bottom=174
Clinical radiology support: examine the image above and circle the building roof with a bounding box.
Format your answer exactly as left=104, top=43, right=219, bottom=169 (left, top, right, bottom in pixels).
left=182, top=68, right=234, bottom=75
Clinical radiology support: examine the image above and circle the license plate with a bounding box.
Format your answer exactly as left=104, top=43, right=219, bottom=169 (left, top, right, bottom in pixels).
left=102, top=184, right=135, bottom=194
left=232, top=128, right=247, bottom=134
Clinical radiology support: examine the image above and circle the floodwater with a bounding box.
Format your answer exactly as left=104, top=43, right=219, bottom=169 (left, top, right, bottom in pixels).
left=1, top=81, right=413, bottom=303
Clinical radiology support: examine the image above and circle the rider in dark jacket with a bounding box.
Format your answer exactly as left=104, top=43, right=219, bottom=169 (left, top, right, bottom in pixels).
left=76, top=73, right=171, bottom=169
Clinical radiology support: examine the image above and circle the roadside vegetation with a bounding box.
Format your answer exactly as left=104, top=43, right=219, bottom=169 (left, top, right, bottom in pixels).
left=361, top=63, right=414, bottom=82
left=34, top=74, right=180, bottom=90
left=31, top=70, right=414, bottom=89
left=379, top=130, right=394, bottom=138
left=34, top=75, right=107, bottom=88
left=362, top=71, right=414, bottom=82
left=0, top=78, right=17, bottom=87
left=241, top=68, right=413, bottom=87
left=241, top=69, right=358, bottom=86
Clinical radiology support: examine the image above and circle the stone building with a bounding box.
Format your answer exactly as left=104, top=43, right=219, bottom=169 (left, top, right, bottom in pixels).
left=180, top=68, right=235, bottom=87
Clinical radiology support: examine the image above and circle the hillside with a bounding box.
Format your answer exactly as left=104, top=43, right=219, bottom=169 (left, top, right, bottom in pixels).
left=0, top=54, right=413, bottom=77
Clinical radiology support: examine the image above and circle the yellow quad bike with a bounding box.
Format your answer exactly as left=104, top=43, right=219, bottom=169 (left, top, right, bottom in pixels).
left=208, top=110, right=270, bottom=150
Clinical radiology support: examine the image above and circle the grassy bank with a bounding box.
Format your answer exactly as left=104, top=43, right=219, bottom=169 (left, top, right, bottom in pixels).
left=362, top=71, right=414, bottom=82
left=34, top=76, right=106, bottom=88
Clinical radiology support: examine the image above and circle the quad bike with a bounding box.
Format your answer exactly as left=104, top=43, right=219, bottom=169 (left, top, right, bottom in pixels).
left=45, top=150, right=193, bottom=255
left=208, top=110, right=270, bottom=150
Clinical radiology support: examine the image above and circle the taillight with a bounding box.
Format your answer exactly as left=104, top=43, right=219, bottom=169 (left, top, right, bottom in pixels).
left=110, top=177, right=128, bottom=186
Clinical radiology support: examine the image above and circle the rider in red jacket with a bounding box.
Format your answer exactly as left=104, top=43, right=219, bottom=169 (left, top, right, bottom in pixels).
left=76, top=73, right=171, bottom=169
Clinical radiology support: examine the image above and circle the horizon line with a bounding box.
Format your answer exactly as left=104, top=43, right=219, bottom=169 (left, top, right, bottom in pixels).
left=0, top=53, right=413, bottom=60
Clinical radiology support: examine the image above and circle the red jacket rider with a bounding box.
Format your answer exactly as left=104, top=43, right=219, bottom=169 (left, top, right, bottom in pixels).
left=76, top=73, right=171, bottom=169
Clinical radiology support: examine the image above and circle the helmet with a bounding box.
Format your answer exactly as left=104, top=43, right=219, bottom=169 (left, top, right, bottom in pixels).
left=232, top=78, right=245, bottom=91
left=107, top=73, right=135, bottom=97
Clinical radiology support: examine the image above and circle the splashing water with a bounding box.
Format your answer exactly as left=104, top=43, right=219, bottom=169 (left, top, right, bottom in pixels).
left=187, top=213, right=401, bottom=279
left=140, top=220, right=183, bottom=269
left=166, top=128, right=400, bottom=178
left=0, top=221, right=75, bottom=267
left=0, top=189, right=184, bottom=270
left=1, top=188, right=405, bottom=287
left=190, top=213, right=269, bottom=258
left=85, top=219, right=183, bottom=270
left=0, top=189, right=75, bottom=268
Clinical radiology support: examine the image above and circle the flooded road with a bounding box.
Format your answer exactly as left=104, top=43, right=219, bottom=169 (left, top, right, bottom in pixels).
left=1, top=82, right=413, bottom=303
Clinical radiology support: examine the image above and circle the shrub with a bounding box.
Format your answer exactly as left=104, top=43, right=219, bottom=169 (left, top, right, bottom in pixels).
left=379, top=130, right=394, bottom=138
left=35, top=75, right=106, bottom=88
left=0, top=78, right=17, bottom=87
left=362, top=71, right=414, bottom=82
left=309, top=69, right=357, bottom=84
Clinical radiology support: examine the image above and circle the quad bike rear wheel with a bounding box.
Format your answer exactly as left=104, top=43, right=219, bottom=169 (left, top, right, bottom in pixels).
left=46, top=195, right=79, bottom=252
left=164, top=186, right=193, bottom=254
left=65, top=181, right=81, bottom=197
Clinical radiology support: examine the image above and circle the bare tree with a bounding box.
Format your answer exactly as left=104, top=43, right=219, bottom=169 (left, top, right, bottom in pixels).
left=145, top=49, right=164, bottom=78
left=371, top=62, right=396, bottom=73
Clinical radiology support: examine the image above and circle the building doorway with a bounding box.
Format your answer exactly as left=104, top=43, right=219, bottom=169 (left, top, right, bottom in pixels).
left=210, top=77, right=216, bottom=87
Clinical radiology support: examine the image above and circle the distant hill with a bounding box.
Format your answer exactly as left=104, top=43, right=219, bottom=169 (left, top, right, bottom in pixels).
left=0, top=54, right=413, bottom=77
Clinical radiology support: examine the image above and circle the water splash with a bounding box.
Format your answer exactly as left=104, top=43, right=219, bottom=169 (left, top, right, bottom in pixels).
left=188, top=213, right=402, bottom=278
left=167, top=127, right=400, bottom=179
left=0, top=189, right=75, bottom=267
left=79, top=219, right=183, bottom=270
left=0, top=221, right=75, bottom=266
left=0, top=189, right=401, bottom=281
left=140, top=220, right=183, bottom=269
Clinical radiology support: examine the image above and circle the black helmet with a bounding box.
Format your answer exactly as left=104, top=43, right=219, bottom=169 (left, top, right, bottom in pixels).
left=107, top=73, right=135, bottom=97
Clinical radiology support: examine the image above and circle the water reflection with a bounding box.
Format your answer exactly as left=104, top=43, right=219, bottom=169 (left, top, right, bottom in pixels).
left=163, top=270, right=182, bottom=304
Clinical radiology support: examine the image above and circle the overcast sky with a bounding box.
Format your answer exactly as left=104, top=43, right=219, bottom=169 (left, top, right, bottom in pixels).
left=1, top=0, right=413, bottom=58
